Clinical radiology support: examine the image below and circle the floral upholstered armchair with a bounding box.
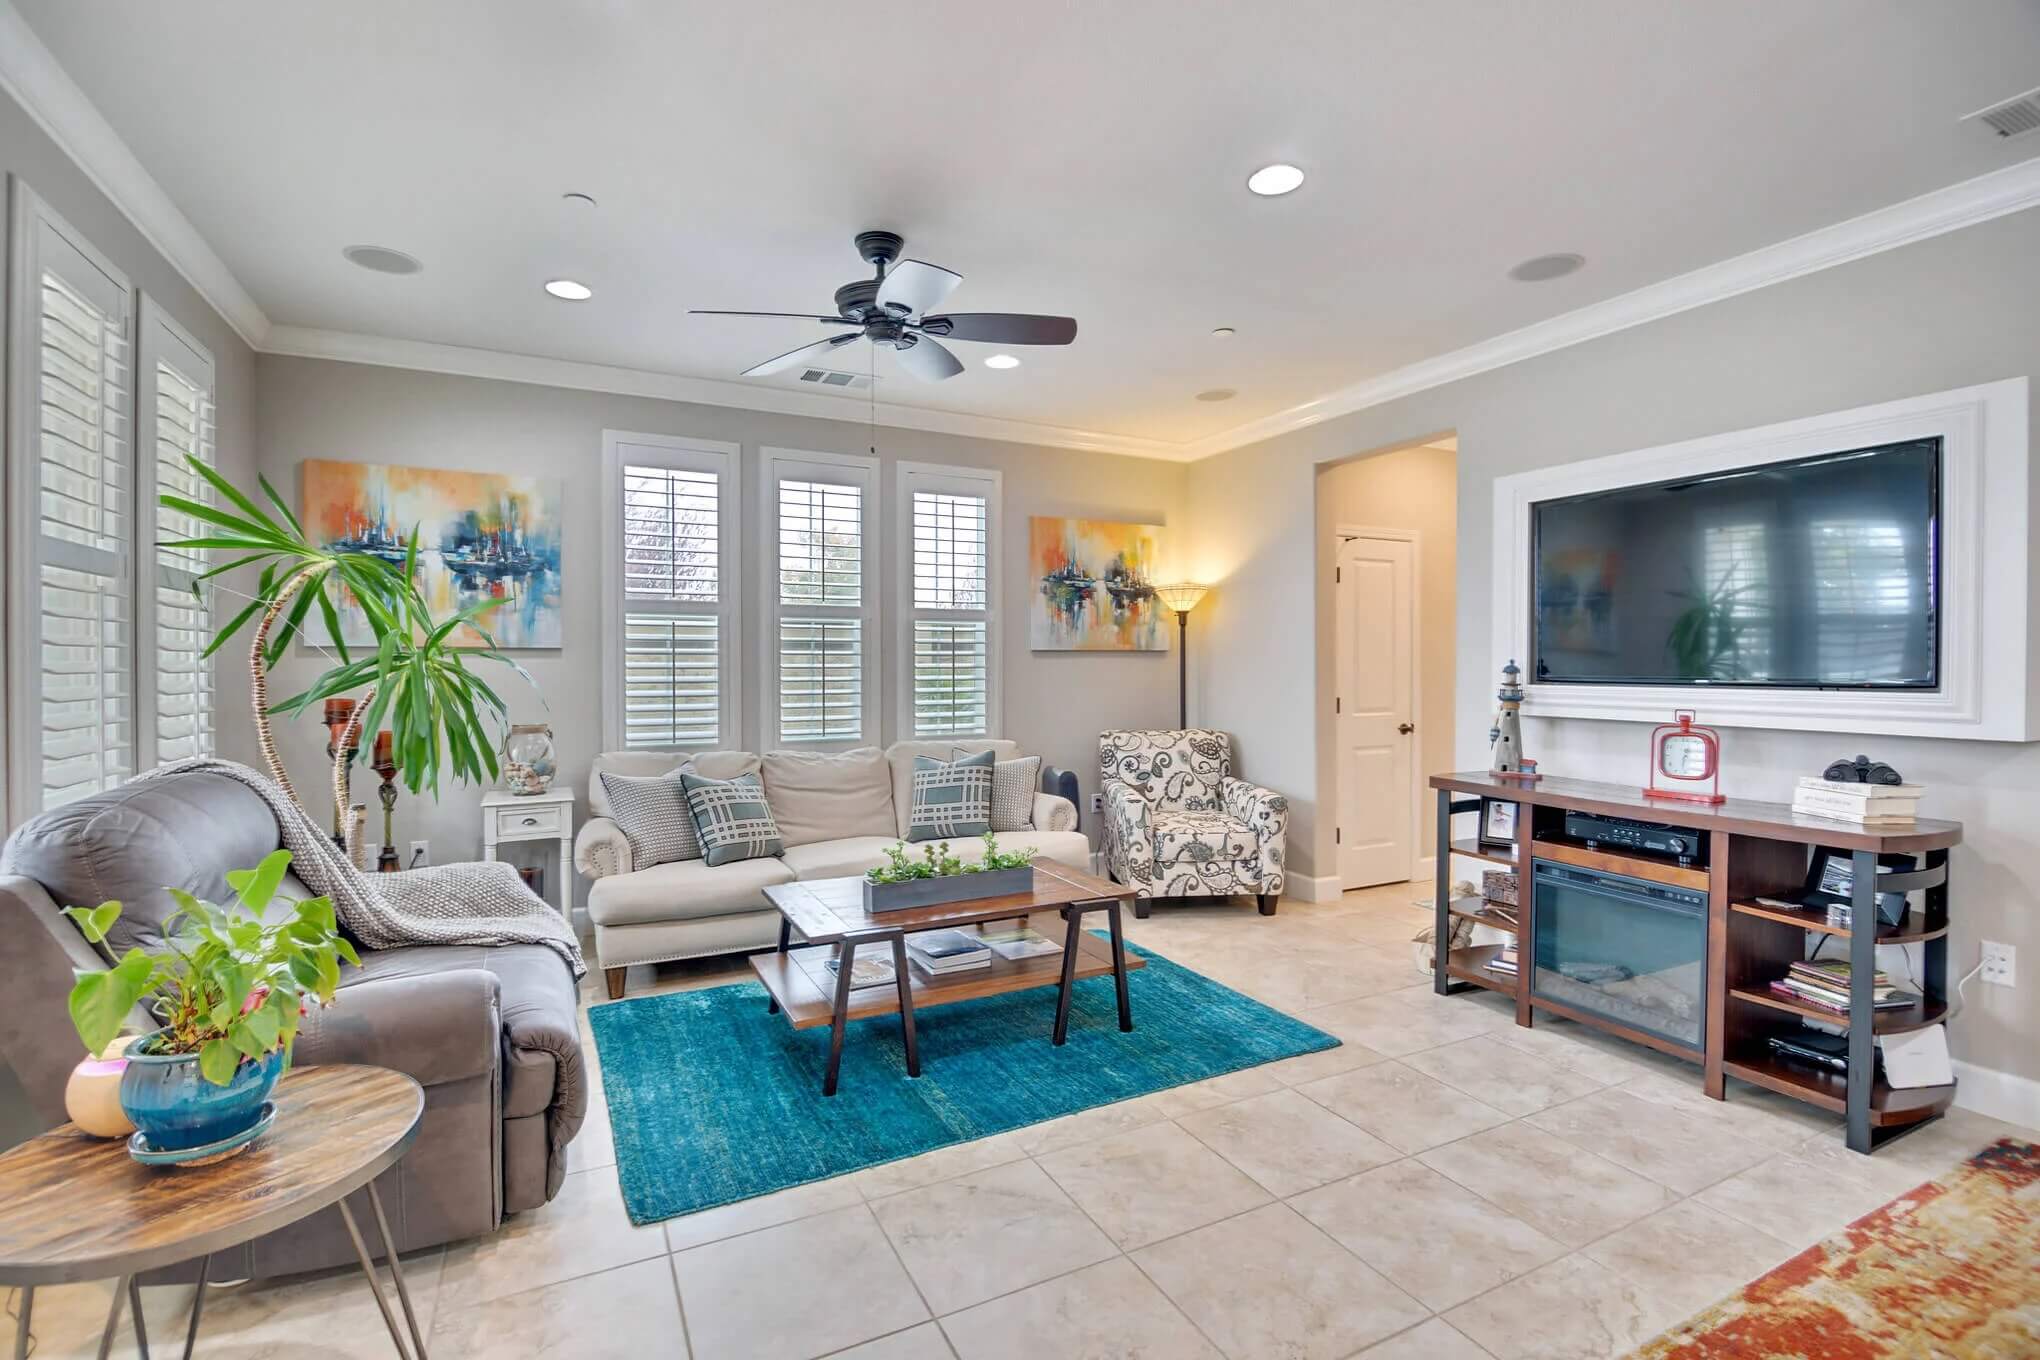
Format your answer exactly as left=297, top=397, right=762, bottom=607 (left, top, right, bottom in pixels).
left=1098, top=729, right=1289, bottom=916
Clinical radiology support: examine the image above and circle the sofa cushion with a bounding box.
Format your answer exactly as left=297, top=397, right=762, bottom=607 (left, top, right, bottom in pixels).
left=681, top=772, right=785, bottom=866
left=585, top=855, right=795, bottom=927
left=779, top=836, right=904, bottom=880
left=907, top=750, right=994, bottom=842
left=984, top=754, right=1041, bottom=832
left=887, top=740, right=1018, bottom=837
left=597, top=769, right=700, bottom=868
left=588, top=750, right=759, bottom=819
left=781, top=830, right=1092, bottom=882
left=932, top=829, right=1093, bottom=874
left=759, top=747, right=897, bottom=848
left=1151, top=810, right=1258, bottom=865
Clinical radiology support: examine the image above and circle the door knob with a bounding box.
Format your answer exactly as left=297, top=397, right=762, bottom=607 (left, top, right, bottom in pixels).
left=1397, top=722, right=1415, bottom=735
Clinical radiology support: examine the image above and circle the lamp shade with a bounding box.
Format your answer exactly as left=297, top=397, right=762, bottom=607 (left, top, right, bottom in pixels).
left=1154, top=582, right=1209, bottom=613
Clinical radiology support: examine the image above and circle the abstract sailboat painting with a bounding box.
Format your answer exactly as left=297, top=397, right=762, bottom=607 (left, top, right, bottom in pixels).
left=302, top=458, right=564, bottom=648
left=1028, top=517, right=1167, bottom=651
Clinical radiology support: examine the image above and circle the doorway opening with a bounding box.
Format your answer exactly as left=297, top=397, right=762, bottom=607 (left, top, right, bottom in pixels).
left=1315, top=436, right=1456, bottom=892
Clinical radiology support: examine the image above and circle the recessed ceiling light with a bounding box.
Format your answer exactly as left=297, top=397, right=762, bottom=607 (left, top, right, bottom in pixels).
left=561, top=192, right=598, bottom=207
left=1210, top=327, right=1236, bottom=338
left=544, top=279, right=593, bottom=301
left=1246, top=164, right=1305, bottom=197
left=342, top=245, right=422, bottom=275
left=1195, top=388, right=1237, bottom=402
left=983, top=354, right=1021, bottom=370
left=1508, top=252, right=1586, bottom=282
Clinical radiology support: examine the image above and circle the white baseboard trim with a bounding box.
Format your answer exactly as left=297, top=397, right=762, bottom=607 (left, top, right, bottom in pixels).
left=1951, top=1059, right=2040, bottom=1130
left=1287, top=873, right=1344, bottom=904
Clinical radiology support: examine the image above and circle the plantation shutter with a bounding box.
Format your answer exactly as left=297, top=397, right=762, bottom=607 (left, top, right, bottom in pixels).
left=19, top=202, right=136, bottom=813
left=909, top=485, right=992, bottom=736
left=608, top=440, right=738, bottom=749
left=774, top=468, right=871, bottom=743
left=140, top=302, right=217, bottom=765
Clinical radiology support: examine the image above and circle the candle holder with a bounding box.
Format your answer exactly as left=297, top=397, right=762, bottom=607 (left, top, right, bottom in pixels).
left=323, top=698, right=361, bottom=847
left=372, top=731, right=401, bottom=874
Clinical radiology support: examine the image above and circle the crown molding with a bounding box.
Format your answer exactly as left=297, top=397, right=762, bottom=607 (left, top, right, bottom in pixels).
left=0, top=0, right=270, bottom=347
left=261, top=325, right=1184, bottom=459
left=1178, top=154, right=2040, bottom=461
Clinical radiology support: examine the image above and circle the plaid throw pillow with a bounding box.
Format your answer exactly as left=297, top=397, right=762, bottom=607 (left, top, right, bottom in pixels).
left=597, top=769, right=700, bottom=868
left=679, top=772, right=785, bottom=866
left=958, top=750, right=1039, bottom=833
left=908, top=750, right=994, bottom=842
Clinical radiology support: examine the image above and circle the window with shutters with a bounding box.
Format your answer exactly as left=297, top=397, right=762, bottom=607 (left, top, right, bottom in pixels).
left=8, top=190, right=137, bottom=819
left=601, top=433, right=740, bottom=750
left=898, top=462, right=1000, bottom=738
left=137, top=300, right=217, bottom=766
left=763, top=448, right=877, bottom=746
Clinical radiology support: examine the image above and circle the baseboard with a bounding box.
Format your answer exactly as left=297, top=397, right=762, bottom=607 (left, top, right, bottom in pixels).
left=1951, top=1059, right=2040, bottom=1129
left=1287, top=873, right=1343, bottom=903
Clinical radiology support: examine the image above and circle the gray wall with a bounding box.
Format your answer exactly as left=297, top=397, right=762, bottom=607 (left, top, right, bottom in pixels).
left=251, top=355, right=1189, bottom=880
left=1186, top=205, right=2040, bottom=1086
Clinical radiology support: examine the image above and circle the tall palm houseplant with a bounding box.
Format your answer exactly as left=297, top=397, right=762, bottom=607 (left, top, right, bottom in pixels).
left=162, top=457, right=534, bottom=858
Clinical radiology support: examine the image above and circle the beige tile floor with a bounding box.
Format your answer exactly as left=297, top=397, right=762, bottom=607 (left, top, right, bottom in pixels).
left=17, top=884, right=2034, bottom=1359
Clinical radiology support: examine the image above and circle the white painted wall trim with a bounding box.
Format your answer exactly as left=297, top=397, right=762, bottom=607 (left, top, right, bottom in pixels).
left=1286, top=872, right=1344, bottom=904
left=0, top=0, right=269, bottom=346
left=1952, top=1059, right=2040, bottom=1130
left=1490, top=377, right=2034, bottom=741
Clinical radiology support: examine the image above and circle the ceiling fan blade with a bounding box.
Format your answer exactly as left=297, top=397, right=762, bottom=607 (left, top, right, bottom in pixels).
left=741, top=333, right=862, bottom=378
left=922, top=313, right=1077, bottom=345
left=692, top=310, right=859, bottom=324
left=875, top=260, right=961, bottom=318
left=894, top=335, right=964, bottom=382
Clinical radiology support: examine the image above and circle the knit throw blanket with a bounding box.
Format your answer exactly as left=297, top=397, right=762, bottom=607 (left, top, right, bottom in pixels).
left=138, top=758, right=585, bottom=978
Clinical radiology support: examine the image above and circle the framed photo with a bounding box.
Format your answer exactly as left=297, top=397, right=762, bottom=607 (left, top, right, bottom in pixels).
left=1479, top=798, right=1520, bottom=849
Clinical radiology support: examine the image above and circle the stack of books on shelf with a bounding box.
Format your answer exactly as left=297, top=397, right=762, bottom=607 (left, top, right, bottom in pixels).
left=1485, top=945, right=1519, bottom=979
left=1792, top=777, right=1923, bottom=825
left=906, top=929, right=993, bottom=976
left=1769, top=959, right=1917, bottom=1015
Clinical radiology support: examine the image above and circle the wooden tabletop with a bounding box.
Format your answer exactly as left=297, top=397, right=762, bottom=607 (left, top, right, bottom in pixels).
left=764, top=863, right=1132, bottom=943
left=0, top=1065, right=423, bottom=1285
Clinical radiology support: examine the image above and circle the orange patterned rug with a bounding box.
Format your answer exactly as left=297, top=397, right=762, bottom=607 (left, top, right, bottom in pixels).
left=1635, top=1138, right=2040, bottom=1359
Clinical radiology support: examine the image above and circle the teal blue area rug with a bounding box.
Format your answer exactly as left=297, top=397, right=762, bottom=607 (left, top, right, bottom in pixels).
left=589, top=939, right=1340, bottom=1225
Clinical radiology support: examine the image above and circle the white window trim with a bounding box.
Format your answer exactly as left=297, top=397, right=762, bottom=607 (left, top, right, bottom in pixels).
left=895, top=460, right=1003, bottom=740
left=136, top=293, right=217, bottom=769
left=5, top=181, right=136, bottom=824
left=599, top=430, right=743, bottom=753
left=759, top=446, right=880, bottom=749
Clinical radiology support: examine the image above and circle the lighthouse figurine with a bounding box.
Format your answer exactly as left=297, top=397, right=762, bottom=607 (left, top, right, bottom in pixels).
left=1489, top=659, right=1540, bottom=783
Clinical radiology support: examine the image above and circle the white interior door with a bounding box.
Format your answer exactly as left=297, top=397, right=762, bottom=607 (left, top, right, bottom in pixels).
left=1335, top=534, right=1416, bottom=889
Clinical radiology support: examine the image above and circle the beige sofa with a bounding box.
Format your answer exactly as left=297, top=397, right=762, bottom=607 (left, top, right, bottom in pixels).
left=575, top=740, right=1085, bottom=997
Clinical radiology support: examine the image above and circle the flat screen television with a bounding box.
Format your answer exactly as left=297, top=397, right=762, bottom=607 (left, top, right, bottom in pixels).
left=1531, top=439, right=1940, bottom=689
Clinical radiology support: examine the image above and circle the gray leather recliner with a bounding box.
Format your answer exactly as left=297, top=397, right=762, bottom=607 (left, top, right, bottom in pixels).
left=0, top=770, right=587, bottom=1279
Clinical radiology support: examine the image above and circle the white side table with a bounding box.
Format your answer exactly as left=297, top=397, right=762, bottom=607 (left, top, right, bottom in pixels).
left=481, top=788, right=575, bottom=916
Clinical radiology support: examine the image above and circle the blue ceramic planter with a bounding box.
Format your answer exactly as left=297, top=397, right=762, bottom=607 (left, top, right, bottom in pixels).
left=118, top=1031, right=283, bottom=1153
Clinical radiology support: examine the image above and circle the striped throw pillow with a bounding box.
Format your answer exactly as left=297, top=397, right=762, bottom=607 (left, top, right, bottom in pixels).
left=679, top=772, right=785, bottom=866
left=908, top=750, right=995, bottom=842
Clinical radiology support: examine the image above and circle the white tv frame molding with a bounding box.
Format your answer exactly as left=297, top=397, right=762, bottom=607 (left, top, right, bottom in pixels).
left=1489, top=377, right=2035, bottom=742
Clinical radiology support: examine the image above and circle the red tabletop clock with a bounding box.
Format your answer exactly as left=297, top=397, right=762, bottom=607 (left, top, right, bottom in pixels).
left=1645, top=710, right=1725, bottom=804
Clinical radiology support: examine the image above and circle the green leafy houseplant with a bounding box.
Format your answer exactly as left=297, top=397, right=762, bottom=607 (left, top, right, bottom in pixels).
left=160, top=455, right=533, bottom=809
left=866, top=834, right=1038, bottom=885
left=63, top=850, right=358, bottom=1085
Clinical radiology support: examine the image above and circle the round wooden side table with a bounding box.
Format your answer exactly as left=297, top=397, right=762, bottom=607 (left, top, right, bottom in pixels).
left=0, top=1064, right=427, bottom=1360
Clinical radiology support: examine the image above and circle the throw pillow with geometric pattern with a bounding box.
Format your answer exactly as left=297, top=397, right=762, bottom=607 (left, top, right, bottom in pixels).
left=908, top=749, right=994, bottom=842
left=597, top=768, right=700, bottom=869
left=962, top=750, right=1039, bottom=833
left=679, top=771, right=785, bottom=866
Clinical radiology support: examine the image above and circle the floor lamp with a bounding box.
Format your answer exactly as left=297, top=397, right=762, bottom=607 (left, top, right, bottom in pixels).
left=1154, top=583, right=1210, bottom=729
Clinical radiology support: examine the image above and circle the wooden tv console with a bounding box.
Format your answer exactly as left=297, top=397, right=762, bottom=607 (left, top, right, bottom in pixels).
left=1428, top=771, right=1962, bottom=1154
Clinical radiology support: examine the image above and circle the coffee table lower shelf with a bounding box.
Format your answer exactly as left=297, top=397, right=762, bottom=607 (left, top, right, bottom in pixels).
left=752, top=933, right=1145, bottom=1028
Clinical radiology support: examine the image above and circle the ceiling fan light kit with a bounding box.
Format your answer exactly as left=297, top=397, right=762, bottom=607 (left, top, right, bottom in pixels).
left=696, top=230, right=1078, bottom=382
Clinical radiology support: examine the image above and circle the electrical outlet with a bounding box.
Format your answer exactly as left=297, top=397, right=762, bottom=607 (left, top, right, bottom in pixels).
left=1090, top=793, right=1104, bottom=813
left=1981, top=940, right=2017, bottom=986
left=409, top=840, right=430, bottom=868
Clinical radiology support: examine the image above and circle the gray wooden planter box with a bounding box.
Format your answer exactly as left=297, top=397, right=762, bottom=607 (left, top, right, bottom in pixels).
left=863, top=866, right=1035, bottom=913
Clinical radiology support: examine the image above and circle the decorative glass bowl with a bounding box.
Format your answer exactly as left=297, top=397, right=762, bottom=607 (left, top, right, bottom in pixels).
left=503, top=723, right=557, bottom=795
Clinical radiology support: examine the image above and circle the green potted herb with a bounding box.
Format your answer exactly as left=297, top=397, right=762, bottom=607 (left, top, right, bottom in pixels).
left=63, top=849, right=358, bottom=1160
left=863, top=834, right=1038, bottom=911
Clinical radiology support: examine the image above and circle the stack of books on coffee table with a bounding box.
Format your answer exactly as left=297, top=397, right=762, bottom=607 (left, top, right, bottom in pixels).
left=1792, top=778, right=1923, bottom=825
left=906, top=929, right=993, bottom=976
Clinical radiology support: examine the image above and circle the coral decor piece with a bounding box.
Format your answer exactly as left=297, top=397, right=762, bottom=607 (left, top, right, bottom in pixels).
left=1634, top=1138, right=2040, bottom=1358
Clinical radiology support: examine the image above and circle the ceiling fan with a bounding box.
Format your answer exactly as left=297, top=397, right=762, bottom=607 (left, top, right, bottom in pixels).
left=691, top=230, right=1077, bottom=382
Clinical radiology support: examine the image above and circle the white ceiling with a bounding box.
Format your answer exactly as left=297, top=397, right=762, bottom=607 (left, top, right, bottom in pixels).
left=12, top=0, right=2040, bottom=451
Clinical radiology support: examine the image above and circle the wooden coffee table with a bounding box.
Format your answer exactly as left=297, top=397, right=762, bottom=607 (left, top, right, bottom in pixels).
left=755, top=862, right=1143, bottom=1095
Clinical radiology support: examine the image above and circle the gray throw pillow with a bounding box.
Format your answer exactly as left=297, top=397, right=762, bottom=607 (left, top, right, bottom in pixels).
left=679, top=771, right=785, bottom=866
left=598, top=769, right=700, bottom=869
left=908, top=749, right=995, bottom=842
left=960, top=750, right=1039, bottom=833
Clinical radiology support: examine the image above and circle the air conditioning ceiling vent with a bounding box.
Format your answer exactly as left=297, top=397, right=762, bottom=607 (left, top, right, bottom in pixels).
left=1964, top=86, right=2040, bottom=142
left=796, top=367, right=874, bottom=389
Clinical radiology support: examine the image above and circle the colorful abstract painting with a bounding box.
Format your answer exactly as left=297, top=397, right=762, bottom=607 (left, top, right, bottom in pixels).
left=1029, top=517, right=1166, bottom=651
left=302, top=459, right=564, bottom=649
